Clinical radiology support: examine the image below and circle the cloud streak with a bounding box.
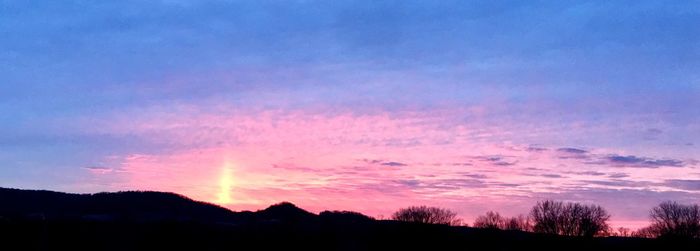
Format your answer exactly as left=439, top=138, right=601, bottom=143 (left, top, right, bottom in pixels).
left=597, top=155, right=686, bottom=168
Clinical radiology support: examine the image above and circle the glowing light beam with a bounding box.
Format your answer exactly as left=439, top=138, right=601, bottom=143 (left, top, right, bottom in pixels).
left=216, top=161, right=234, bottom=205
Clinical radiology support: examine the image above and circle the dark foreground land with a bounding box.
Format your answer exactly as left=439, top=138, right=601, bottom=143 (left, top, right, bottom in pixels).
left=0, top=187, right=697, bottom=251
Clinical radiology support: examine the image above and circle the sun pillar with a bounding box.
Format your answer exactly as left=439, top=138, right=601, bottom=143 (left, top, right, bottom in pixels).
left=216, top=161, right=234, bottom=205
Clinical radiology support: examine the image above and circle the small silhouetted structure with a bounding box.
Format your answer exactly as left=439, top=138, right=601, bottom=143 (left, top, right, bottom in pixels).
left=391, top=206, right=461, bottom=226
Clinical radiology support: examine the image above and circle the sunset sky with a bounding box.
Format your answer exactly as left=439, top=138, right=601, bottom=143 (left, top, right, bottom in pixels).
left=1, top=1, right=699, bottom=229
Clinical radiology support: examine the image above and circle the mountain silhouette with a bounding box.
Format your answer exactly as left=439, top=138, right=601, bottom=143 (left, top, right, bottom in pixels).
left=319, top=210, right=375, bottom=223
left=0, top=187, right=238, bottom=223
left=256, top=201, right=316, bottom=222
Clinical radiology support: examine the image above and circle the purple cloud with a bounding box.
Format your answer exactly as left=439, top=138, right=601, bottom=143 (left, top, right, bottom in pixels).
left=586, top=179, right=657, bottom=188
left=472, top=155, right=517, bottom=166
left=664, top=179, right=700, bottom=191
left=569, top=171, right=606, bottom=176
left=556, top=147, right=590, bottom=159
left=608, top=173, right=629, bottom=178
left=381, top=161, right=408, bottom=167
left=463, top=173, right=488, bottom=179
left=360, top=159, right=408, bottom=167
left=601, top=155, right=685, bottom=168
left=557, top=148, right=588, bottom=154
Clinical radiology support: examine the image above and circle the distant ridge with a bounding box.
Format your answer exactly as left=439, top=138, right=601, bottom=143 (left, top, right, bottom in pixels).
left=0, top=187, right=238, bottom=223
left=0, top=187, right=323, bottom=224
left=257, top=202, right=317, bottom=221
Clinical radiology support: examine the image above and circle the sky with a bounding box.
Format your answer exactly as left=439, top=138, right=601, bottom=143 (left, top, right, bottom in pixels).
left=1, top=1, right=699, bottom=229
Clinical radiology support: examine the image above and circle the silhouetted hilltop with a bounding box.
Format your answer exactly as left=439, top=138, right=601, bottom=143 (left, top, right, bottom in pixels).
left=0, top=187, right=365, bottom=227
left=256, top=201, right=316, bottom=222
left=319, top=210, right=375, bottom=223
left=0, top=187, right=237, bottom=223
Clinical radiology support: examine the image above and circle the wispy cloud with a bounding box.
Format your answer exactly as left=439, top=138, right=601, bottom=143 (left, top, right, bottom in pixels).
left=595, top=155, right=685, bottom=168
left=471, top=155, right=518, bottom=166
left=360, top=159, right=409, bottom=167
left=664, top=179, right=700, bottom=191
left=381, top=161, right=408, bottom=167
left=586, top=179, right=657, bottom=188
left=555, top=147, right=590, bottom=159
left=83, top=166, right=119, bottom=174
left=572, top=171, right=606, bottom=176
left=608, top=173, right=629, bottom=178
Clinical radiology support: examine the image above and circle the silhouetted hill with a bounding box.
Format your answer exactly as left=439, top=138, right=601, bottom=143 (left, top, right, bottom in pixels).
left=319, top=210, right=375, bottom=223
left=0, top=187, right=237, bottom=223
left=257, top=201, right=316, bottom=222
left=1, top=187, right=697, bottom=251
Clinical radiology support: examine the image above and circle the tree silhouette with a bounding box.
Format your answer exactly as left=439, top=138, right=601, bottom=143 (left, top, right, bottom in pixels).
left=649, top=201, right=700, bottom=239
left=473, top=211, right=504, bottom=229
left=504, top=215, right=531, bottom=231
left=391, top=206, right=461, bottom=226
left=530, top=200, right=610, bottom=237
left=616, top=227, right=630, bottom=237
left=530, top=200, right=564, bottom=235
left=632, top=225, right=661, bottom=238
left=474, top=211, right=530, bottom=231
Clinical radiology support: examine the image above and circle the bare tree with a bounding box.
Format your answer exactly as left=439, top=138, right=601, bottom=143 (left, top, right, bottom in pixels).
left=616, top=227, right=630, bottom=237
left=504, top=215, right=531, bottom=231
left=632, top=225, right=661, bottom=238
left=473, top=211, right=504, bottom=229
left=530, top=200, right=564, bottom=235
left=530, top=200, right=610, bottom=237
left=649, top=201, right=700, bottom=239
left=391, top=206, right=461, bottom=226
left=473, top=211, right=531, bottom=231
left=573, top=203, right=611, bottom=237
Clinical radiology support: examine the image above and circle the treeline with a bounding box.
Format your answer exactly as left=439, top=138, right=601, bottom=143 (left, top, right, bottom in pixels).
left=391, top=200, right=700, bottom=239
